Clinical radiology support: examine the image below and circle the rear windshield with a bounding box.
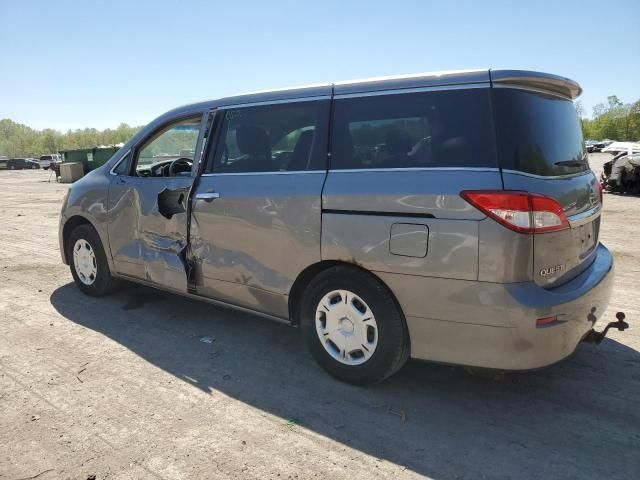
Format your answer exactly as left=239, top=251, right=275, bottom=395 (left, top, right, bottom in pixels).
left=493, top=88, right=587, bottom=176
left=330, top=88, right=497, bottom=169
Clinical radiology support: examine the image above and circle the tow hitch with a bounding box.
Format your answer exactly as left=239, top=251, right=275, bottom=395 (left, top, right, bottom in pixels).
left=583, top=312, right=629, bottom=344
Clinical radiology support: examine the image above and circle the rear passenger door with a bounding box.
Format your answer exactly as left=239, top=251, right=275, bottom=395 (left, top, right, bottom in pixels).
left=190, top=99, right=330, bottom=318
left=322, top=87, right=502, bottom=280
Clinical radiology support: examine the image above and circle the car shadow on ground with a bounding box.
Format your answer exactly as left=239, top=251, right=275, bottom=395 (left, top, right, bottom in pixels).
left=50, top=282, right=640, bottom=479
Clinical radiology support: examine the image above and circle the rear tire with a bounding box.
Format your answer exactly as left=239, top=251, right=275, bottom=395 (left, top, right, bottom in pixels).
left=300, top=266, right=410, bottom=384
left=67, top=224, right=119, bottom=296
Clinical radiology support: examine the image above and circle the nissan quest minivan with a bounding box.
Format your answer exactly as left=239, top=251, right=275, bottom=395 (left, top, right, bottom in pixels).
left=59, top=69, right=619, bottom=384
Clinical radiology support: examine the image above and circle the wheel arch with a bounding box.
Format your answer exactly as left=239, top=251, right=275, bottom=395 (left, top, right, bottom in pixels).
left=61, top=215, right=101, bottom=264
left=288, top=260, right=407, bottom=327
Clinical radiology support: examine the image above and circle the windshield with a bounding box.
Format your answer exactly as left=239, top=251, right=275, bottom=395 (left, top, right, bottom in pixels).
left=493, top=88, right=587, bottom=176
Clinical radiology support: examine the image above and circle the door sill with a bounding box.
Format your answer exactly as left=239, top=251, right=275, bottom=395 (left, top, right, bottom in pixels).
left=112, top=272, right=293, bottom=326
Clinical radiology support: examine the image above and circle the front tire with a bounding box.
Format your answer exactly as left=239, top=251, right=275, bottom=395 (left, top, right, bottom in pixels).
left=300, top=266, right=410, bottom=384
left=67, top=224, right=118, bottom=296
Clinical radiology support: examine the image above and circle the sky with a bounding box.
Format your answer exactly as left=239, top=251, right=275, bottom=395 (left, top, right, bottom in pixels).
left=1, top=0, right=638, bottom=131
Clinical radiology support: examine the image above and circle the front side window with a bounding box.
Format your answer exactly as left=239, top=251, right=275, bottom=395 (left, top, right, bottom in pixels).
left=112, top=152, right=131, bottom=175
left=133, top=117, right=201, bottom=177
left=331, top=89, right=497, bottom=169
left=209, top=101, right=329, bottom=173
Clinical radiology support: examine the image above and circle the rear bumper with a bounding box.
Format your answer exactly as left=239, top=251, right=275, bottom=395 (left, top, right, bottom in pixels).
left=377, top=243, right=615, bottom=370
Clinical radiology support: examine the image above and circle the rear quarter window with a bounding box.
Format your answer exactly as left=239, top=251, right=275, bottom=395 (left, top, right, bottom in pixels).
left=330, top=88, right=497, bottom=170
left=493, top=88, right=587, bottom=176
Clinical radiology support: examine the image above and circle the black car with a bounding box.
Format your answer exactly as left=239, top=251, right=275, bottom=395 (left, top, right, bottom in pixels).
left=585, top=142, right=595, bottom=153
left=590, top=140, right=614, bottom=153
left=7, top=158, right=41, bottom=170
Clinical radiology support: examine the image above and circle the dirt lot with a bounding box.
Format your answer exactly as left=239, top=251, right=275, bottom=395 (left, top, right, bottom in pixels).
left=1, top=154, right=638, bottom=480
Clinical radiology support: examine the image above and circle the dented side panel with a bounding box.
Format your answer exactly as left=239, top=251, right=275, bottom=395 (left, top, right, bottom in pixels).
left=107, top=176, right=193, bottom=290
left=322, top=213, right=479, bottom=281
left=190, top=172, right=325, bottom=317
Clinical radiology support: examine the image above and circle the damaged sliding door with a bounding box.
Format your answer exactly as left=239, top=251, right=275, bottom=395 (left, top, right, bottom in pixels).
left=107, top=113, right=208, bottom=292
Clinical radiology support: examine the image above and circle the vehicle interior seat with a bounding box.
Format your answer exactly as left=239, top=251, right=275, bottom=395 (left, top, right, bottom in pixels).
left=333, top=124, right=356, bottom=168
left=288, top=129, right=314, bottom=171
left=382, top=128, right=413, bottom=167
left=433, top=131, right=468, bottom=166
left=229, top=125, right=273, bottom=172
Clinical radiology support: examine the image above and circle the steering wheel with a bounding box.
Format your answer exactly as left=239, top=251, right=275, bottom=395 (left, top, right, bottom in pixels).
left=168, top=157, right=193, bottom=176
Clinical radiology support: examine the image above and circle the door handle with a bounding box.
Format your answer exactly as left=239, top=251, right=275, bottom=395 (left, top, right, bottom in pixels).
left=195, top=192, right=220, bottom=202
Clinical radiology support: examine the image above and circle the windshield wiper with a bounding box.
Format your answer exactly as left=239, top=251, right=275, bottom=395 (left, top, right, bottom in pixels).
left=554, top=160, right=588, bottom=167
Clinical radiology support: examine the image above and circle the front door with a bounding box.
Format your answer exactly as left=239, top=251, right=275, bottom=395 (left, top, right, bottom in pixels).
left=107, top=114, right=206, bottom=291
left=189, top=99, right=330, bottom=318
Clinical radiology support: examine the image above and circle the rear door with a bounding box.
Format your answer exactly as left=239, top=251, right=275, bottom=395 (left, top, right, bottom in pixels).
left=493, top=87, right=601, bottom=287
left=189, top=98, right=330, bottom=318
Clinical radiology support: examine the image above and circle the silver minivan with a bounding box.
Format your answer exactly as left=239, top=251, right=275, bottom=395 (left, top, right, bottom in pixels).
left=59, top=69, right=621, bottom=384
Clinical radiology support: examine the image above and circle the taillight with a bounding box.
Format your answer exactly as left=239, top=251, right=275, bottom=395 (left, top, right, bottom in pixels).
left=460, top=190, right=570, bottom=234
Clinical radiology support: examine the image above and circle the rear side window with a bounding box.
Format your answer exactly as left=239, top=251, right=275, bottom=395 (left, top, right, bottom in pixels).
left=330, top=88, right=496, bottom=169
left=493, top=88, right=587, bottom=176
left=209, top=100, right=329, bottom=173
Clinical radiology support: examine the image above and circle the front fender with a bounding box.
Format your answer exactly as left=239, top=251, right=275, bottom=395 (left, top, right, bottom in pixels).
left=59, top=167, right=113, bottom=269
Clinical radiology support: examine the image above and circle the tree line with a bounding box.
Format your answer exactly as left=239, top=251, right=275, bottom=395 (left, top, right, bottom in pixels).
left=575, top=96, right=640, bottom=142
left=0, top=119, right=141, bottom=158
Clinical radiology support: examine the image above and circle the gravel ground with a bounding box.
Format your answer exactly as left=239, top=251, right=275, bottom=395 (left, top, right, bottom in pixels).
left=0, top=154, right=638, bottom=480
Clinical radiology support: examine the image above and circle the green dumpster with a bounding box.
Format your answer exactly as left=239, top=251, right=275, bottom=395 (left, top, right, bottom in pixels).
left=60, top=146, right=121, bottom=173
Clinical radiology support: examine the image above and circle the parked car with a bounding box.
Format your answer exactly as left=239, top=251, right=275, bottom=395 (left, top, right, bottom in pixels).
left=601, top=152, right=640, bottom=193
left=39, top=154, right=61, bottom=170
left=59, top=69, right=623, bottom=384
left=7, top=158, right=40, bottom=169
left=590, top=140, right=614, bottom=152
left=585, top=140, right=598, bottom=153
left=601, top=141, right=640, bottom=156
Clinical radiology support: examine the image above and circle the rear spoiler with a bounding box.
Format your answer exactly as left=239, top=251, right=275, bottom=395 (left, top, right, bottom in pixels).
left=490, top=69, right=582, bottom=99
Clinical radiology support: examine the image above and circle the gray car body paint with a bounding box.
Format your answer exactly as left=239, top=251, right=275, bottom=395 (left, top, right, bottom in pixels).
left=60, top=69, right=614, bottom=370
